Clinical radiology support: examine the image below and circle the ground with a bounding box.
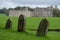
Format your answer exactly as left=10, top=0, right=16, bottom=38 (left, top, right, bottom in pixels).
left=0, top=14, right=60, bottom=40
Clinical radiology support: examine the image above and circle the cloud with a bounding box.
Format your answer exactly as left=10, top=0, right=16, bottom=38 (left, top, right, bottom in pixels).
left=0, top=0, right=60, bottom=9
left=0, top=1, right=17, bottom=9
left=9, top=0, right=60, bottom=5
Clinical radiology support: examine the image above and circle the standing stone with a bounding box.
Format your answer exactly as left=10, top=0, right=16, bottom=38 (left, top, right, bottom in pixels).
left=36, top=19, right=49, bottom=37
left=5, top=19, right=12, bottom=29
left=18, top=14, right=25, bottom=32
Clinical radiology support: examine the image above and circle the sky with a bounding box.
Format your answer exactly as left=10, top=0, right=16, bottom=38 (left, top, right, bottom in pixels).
left=0, top=0, right=60, bottom=9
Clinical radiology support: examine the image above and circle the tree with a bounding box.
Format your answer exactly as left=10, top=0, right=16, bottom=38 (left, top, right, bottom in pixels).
left=14, top=6, right=21, bottom=10
left=53, top=9, right=60, bottom=17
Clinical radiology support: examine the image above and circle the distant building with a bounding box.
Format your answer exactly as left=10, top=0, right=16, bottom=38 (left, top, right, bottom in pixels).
left=33, top=6, right=53, bottom=17
left=8, top=6, right=53, bottom=17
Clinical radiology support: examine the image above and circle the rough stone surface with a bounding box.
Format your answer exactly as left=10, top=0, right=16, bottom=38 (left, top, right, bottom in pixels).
left=5, top=19, right=12, bottom=29
left=8, top=6, right=53, bottom=17
left=18, top=14, right=25, bottom=32
left=36, top=19, right=49, bottom=37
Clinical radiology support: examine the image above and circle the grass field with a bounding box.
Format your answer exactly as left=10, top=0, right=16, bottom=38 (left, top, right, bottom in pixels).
left=0, top=14, right=60, bottom=40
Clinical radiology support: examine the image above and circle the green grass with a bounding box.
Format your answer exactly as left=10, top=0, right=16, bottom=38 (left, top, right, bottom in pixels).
left=0, top=14, right=60, bottom=40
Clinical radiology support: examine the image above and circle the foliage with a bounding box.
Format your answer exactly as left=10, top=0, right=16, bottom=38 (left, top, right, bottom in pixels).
left=53, top=9, right=60, bottom=17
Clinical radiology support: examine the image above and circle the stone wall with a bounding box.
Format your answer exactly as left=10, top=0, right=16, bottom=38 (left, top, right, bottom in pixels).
left=33, top=6, right=53, bottom=17
left=9, top=10, right=33, bottom=17
left=8, top=6, right=53, bottom=17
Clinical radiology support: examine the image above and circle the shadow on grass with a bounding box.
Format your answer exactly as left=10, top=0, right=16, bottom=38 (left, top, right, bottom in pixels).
left=0, top=27, right=53, bottom=40
left=11, top=30, right=35, bottom=36
left=0, top=27, right=6, bottom=30
left=26, top=28, right=60, bottom=32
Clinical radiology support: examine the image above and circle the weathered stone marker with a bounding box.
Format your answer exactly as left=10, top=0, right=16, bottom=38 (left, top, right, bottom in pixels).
left=5, top=19, right=12, bottom=29
left=18, top=14, right=25, bottom=32
left=36, top=19, right=49, bottom=37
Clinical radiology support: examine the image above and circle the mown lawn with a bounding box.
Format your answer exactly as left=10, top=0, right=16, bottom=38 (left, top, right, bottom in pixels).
left=0, top=14, right=60, bottom=40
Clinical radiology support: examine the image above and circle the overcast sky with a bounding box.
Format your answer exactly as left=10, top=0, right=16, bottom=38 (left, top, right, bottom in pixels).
left=0, top=0, right=60, bottom=9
